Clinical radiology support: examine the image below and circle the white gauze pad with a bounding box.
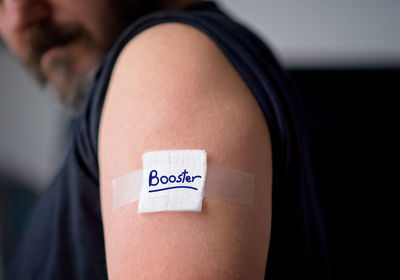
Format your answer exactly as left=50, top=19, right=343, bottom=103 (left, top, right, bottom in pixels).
left=112, top=150, right=254, bottom=213
left=139, top=150, right=207, bottom=213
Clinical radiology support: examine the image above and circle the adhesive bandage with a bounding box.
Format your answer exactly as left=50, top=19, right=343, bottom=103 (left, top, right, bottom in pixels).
left=112, top=150, right=254, bottom=214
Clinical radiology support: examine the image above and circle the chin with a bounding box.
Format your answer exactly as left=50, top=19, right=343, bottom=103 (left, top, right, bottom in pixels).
left=47, top=66, right=98, bottom=115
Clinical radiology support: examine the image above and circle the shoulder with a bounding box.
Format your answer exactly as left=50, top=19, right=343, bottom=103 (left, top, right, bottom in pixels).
left=100, top=21, right=271, bottom=170
left=98, top=22, right=273, bottom=279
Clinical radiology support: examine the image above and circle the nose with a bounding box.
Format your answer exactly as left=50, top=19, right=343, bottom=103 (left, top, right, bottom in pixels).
left=2, top=0, right=51, bottom=32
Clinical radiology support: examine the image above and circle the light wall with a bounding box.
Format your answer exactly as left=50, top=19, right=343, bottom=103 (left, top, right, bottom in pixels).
left=218, top=0, right=400, bottom=68
left=0, top=52, right=69, bottom=192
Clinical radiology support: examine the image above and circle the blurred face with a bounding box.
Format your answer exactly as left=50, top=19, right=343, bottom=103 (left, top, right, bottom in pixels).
left=0, top=0, right=158, bottom=112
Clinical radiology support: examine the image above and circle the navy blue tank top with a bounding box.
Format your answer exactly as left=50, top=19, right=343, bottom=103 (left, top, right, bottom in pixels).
left=7, top=1, right=331, bottom=279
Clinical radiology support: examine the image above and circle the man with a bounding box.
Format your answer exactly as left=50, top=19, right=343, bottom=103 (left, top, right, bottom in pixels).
left=1, top=0, right=329, bottom=279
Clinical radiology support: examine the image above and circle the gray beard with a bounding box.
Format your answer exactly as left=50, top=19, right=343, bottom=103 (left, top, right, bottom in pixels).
left=38, top=0, right=162, bottom=116
left=44, top=65, right=98, bottom=118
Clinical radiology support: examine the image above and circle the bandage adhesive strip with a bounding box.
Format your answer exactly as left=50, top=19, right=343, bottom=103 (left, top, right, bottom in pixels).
left=112, top=150, right=254, bottom=213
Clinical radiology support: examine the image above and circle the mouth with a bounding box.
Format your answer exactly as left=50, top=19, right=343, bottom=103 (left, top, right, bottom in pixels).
left=39, top=41, right=79, bottom=74
left=34, top=31, right=81, bottom=71
left=39, top=41, right=72, bottom=70
left=26, top=21, right=89, bottom=85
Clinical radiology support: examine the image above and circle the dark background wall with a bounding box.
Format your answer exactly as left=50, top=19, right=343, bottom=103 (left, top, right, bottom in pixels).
left=290, top=68, right=396, bottom=278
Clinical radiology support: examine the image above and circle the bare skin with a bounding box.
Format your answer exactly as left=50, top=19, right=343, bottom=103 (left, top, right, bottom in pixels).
left=99, top=23, right=272, bottom=279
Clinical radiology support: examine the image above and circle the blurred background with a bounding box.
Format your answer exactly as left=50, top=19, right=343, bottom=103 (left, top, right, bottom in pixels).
left=1, top=0, right=398, bottom=278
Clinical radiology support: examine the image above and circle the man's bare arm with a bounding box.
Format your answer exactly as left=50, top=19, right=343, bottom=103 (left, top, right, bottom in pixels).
left=98, top=23, right=273, bottom=279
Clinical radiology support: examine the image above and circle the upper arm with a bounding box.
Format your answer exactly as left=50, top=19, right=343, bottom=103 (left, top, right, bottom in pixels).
left=98, top=23, right=273, bottom=279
